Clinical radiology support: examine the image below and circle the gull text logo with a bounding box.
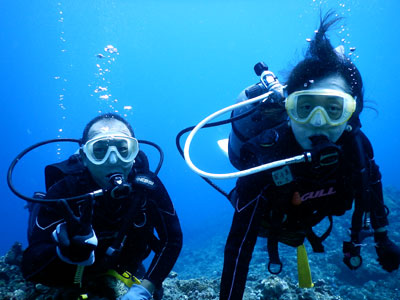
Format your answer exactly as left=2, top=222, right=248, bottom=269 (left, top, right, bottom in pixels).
left=301, top=187, right=336, bottom=202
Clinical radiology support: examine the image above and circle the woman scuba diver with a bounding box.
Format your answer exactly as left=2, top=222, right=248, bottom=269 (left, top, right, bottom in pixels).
left=9, top=113, right=182, bottom=300
left=180, top=11, right=400, bottom=300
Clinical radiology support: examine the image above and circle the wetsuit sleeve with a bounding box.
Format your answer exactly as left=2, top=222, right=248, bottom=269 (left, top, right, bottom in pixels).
left=220, top=175, right=266, bottom=300
left=144, top=175, right=183, bottom=287
left=359, top=131, right=389, bottom=229
left=21, top=179, right=80, bottom=286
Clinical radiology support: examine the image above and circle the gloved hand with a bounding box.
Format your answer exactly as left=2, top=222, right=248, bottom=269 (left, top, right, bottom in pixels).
left=118, top=284, right=152, bottom=300
left=374, top=231, right=400, bottom=272
left=52, top=199, right=97, bottom=265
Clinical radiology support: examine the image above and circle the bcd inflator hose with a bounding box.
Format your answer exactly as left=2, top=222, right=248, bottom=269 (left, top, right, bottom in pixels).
left=183, top=92, right=312, bottom=179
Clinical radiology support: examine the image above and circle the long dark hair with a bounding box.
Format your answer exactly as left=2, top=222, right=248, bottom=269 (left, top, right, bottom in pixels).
left=285, top=11, right=364, bottom=120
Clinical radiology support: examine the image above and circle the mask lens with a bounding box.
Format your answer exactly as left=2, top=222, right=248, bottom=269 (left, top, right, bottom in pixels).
left=92, top=140, right=110, bottom=160
left=296, top=95, right=315, bottom=119
left=322, top=96, right=343, bottom=120
left=296, top=94, right=344, bottom=120
left=115, top=139, right=130, bottom=158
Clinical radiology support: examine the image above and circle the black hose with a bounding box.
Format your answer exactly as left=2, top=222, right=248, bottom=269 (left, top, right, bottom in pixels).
left=7, top=138, right=165, bottom=203
left=7, top=138, right=82, bottom=203
left=138, top=140, right=164, bottom=175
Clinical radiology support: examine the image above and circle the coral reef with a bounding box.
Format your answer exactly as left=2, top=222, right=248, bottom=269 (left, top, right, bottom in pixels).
left=0, top=187, right=399, bottom=299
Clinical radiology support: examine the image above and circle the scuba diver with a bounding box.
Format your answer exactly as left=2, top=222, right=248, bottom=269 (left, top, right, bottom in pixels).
left=217, top=12, right=400, bottom=300
left=176, top=11, right=400, bottom=300
left=19, top=113, right=183, bottom=300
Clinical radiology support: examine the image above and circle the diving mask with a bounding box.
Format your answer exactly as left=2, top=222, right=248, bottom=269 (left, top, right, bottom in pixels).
left=285, top=89, right=356, bottom=126
left=82, top=134, right=139, bottom=165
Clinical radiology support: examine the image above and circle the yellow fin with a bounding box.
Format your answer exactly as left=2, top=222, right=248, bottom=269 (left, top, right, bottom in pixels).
left=297, top=244, right=314, bottom=288
left=106, top=269, right=141, bottom=288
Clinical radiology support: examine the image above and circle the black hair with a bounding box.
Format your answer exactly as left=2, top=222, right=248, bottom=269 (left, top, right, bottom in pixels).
left=285, top=11, right=364, bottom=118
left=81, top=113, right=135, bottom=144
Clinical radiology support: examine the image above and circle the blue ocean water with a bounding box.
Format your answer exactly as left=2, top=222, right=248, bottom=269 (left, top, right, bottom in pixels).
left=1, top=0, right=399, bottom=264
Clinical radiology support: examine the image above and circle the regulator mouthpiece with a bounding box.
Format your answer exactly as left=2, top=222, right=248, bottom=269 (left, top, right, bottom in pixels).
left=309, top=135, right=341, bottom=167
left=107, top=173, right=132, bottom=199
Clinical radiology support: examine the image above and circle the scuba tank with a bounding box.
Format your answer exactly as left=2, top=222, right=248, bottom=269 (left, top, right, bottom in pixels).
left=228, top=62, right=287, bottom=170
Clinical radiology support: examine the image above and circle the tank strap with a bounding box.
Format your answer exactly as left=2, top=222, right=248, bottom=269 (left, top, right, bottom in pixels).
left=267, top=237, right=282, bottom=274
left=266, top=210, right=286, bottom=274
left=305, top=215, right=333, bottom=253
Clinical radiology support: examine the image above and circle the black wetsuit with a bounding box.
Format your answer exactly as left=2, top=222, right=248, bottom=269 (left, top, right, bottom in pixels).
left=22, top=162, right=182, bottom=295
left=220, top=124, right=388, bottom=300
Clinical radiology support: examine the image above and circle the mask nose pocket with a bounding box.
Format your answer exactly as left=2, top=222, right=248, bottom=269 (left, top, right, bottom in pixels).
left=309, top=109, right=327, bottom=126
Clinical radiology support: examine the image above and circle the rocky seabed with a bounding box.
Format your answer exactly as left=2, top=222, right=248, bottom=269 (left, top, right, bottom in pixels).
left=1, top=187, right=399, bottom=299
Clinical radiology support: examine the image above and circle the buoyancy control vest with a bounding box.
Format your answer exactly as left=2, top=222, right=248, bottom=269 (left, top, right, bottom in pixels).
left=227, top=83, right=386, bottom=265
left=28, top=150, right=153, bottom=250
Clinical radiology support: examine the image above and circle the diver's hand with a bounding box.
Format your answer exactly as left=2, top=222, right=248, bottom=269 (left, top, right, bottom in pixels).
left=374, top=231, right=400, bottom=272
left=118, top=284, right=152, bottom=300
left=52, top=199, right=97, bottom=265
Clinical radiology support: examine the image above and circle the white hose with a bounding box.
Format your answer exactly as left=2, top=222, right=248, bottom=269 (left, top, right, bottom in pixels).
left=183, top=92, right=311, bottom=179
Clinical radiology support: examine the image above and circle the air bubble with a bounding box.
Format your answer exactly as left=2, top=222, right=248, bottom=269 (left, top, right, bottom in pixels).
left=104, top=45, right=118, bottom=54
left=94, top=86, right=107, bottom=93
